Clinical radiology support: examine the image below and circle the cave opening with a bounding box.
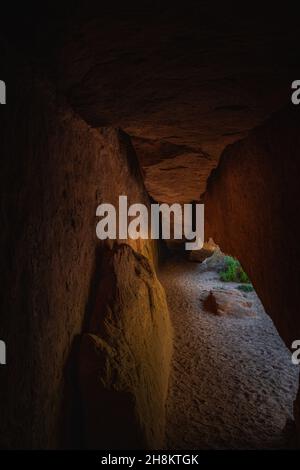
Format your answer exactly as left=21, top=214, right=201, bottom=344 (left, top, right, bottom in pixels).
left=158, top=242, right=299, bottom=449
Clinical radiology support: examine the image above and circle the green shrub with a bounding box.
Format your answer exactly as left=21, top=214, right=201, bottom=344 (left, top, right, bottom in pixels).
left=219, top=256, right=250, bottom=283
left=237, top=284, right=254, bottom=292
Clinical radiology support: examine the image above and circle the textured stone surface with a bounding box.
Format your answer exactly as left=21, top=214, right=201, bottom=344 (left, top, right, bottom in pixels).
left=205, top=106, right=300, bottom=345
left=55, top=2, right=296, bottom=203
left=2, top=1, right=300, bottom=448
left=7, top=2, right=298, bottom=203
left=79, top=244, right=172, bottom=449
left=0, top=49, right=169, bottom=448
left=188, top=239, right=219, bottom=263
left=204, top=106, right=300, bottom=437
left=159, top=258, right=299, bottom=449
left=203, top=289, right=255, bottom=318
left=295, top=383, right=300, bottom=446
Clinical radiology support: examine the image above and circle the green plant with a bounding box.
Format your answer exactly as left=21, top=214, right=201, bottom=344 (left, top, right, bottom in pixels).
left=237, top=284, right=254, bottom=292
left=219, top=256, right=250, bottom=283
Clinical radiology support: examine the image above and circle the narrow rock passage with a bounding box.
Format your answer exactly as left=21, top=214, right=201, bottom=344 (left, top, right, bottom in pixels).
left=159, top=256, right=299, bottom=449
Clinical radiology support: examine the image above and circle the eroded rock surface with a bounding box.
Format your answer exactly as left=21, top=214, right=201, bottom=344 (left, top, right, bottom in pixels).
left=159, top=258, right=299, bottom=449
left=203, top=289, right=255, bottom=318
left=205, top=106, right=300, bottom=347
left=188, top=239, right=219, bottom=263
left=8, top=2, right=298, bottom=203
left=0, top=47, right=170, bottom=448
left=79, top=244, right=172, bottom=449
left=204, top=106, right=300, bottom=439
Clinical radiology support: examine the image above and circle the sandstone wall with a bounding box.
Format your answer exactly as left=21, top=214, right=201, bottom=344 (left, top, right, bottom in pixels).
left=204, top=106, right=300, bottom=439
left=0, top=51, right=171, bottom=448
left=79, top=244, right=172, bottom=449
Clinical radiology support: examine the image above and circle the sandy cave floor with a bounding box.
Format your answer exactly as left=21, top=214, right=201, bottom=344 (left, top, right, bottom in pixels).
left=158, top=256, right=299, bottom=449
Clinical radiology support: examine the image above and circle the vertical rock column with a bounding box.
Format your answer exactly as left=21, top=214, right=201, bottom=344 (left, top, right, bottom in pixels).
left=79, top=244, right=172, bottom=449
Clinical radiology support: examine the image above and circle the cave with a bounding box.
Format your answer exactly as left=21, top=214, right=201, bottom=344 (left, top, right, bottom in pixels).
left=1, top=0, right=300, bottom=453
left=159, top=245, right=299, bottom=449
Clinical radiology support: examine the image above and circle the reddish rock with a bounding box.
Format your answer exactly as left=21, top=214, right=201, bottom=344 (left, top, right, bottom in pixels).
left=79, top=244, right=172, bottom=449
left=0, top=49, right=170, bottom=448
left=203, top=289, right=255, bottom=318
left=204, top=106, right=300, bottom=440
left=37, top=3, right=297, bottom=203
left=189, top=238, right=219, bottom=263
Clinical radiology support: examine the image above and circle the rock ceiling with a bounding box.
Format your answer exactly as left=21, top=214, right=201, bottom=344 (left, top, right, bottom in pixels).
left=31, top=2, right=300, bottom=202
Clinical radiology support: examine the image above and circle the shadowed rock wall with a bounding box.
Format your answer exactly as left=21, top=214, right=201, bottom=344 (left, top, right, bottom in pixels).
left=0, top=49, right=171, bottom=448
left=204, top=106, right=300, bottom=440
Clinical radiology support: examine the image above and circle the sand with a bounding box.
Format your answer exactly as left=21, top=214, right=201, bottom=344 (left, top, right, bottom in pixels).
left=158, top=256, right=299, bottom=449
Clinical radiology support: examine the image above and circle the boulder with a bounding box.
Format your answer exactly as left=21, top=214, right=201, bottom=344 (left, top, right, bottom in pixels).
left=203, top=288, right=255, bottom=318
left=79, top=244, right=173, bottom=449
left=189, top=238, right=220, bottom=263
